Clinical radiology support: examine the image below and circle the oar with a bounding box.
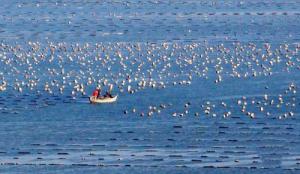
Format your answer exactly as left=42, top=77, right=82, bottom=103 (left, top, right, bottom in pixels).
left=109, top=84, right=113, bottom=93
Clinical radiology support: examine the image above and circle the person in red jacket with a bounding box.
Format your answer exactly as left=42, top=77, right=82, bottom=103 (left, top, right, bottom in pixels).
left=92, top=87, right=101, bottom=98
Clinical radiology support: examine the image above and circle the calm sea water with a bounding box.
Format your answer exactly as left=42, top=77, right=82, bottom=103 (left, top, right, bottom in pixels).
left=0, top=0, right=300, bottom=173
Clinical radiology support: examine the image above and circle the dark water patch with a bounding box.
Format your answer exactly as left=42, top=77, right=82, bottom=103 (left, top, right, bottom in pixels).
left=31, top=143, right=40, bottom=146
left=57, top=152, right=69, bottom=155
left=144, top=154, right=156, bottom=157
left=45, top=143, right=57, bottom=146
left=18, top=151, right=30, bottom=155
left=231, top=116, right=240, bottom=119
left=2, top=163, right=17, bottom=165
left=207, top=150, right=216, bottom=153
left=92, top=144, right=106, bottom=147
left=153, top=158, right=163, bottom=161
left=203, top=166, right=215, bottom=168
left=236, top=151, right=246, bottom=154
left=141, top=145, right=153, bottom=148
left=228, top=139, right=238, bottom=142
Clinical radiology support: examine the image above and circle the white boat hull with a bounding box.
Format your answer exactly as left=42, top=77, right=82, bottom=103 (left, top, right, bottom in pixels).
left=89, top=95, right=118, bottom=104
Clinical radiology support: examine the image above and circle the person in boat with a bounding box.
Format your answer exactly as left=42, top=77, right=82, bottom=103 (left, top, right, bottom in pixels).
left=104, top=84, right=113, bottom=98
left=92, top=87, right=101, bottom=99
left=104, top=91, right=112, bottom=98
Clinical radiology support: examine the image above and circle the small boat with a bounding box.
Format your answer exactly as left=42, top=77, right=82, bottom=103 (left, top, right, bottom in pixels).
left=89, top=95, right=118, bottom=104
